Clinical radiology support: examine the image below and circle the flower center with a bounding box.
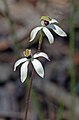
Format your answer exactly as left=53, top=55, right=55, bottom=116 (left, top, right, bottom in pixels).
left=23, top=49, right=31, bottom=58
left=41, top=20, right=49, bottom=26
left=44, top=20, right=49, bottom=26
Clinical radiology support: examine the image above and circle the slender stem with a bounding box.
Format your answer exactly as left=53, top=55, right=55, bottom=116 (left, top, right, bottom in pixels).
left=24, top=69, right=34, bottom=120
left=24, top=33, right=43, bottom=120
left=38, top=31, right=43, bottom=51
left=58, top=102, right=64, bottom=120
left=3, top=0, right=21, bottom=51
left=69, top=0, right=76, bottom=120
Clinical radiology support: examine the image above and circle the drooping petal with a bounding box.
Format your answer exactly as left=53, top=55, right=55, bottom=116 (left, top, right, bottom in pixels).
left=48, top=24, right=67, bottom=37
left=53, top=25, right=67, bottom=36
left=20, top=61, right=29, bottom=83
left=14, top=58, right=27, bottom=71
left=33, top=52, right=50, bottom=61
left=30, top=27, right=42, bottom=42
left=32, top=59, right=44, bottom=78
left=49, top=19, right=58, bottom=24
left=43, top=27, right=54, bottom=44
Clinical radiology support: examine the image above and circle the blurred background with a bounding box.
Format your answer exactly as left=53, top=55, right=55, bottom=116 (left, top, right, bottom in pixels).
left=0, top=0, right=79, bottom=120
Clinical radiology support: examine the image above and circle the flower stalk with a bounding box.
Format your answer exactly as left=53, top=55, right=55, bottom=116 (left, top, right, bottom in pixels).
left=24, top=33, right=43, bottom=120
left=24, top=69, right=34, bottom=120
left=38, top=31, right=43, bottom=51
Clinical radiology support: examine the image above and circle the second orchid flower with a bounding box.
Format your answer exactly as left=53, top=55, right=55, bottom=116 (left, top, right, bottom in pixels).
left=30, top=16, right=67, bottom=44
left=14, top=49, right=50, bottom=83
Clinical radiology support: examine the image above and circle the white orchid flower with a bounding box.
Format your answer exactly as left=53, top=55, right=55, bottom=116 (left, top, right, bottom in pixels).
left=30, top=16, right=67, bottom=44
left=14, top=49, right=50, bottom=83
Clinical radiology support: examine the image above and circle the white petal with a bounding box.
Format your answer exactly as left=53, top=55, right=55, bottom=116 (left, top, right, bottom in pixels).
left=43, top=27, right=54, bottom=44
left=52, top=24, right=67, bottom=37
left=21, top=61, right=29, bottom=83
left=33, top=52, right=50, bottom=61
left=30, top=27, right=42, bottom=42
left=14, top=58, right=27, bottom=71
left=32, top=59, right=44, bottom=78
left=49, top=19, right=58, bottom=24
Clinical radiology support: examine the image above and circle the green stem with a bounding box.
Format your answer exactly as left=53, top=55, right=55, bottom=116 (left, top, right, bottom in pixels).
left=3, top=0, right=21, bottom=51
left=58, top=102, right=64, bottom=120
left=38, top=31, right=43, bottom=51
left=69, top=0, right=76, bottom=120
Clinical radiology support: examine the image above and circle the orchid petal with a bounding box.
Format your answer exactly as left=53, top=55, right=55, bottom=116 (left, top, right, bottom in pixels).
left=30, top=27, right=42, bottom=42
left=21, top=61, right=29, bottom=83
left=48, top=24, right=67, bottom=37
left=14, top=58, right=27, bottom=71
left=49, top=19, right=58, bottom=24
left=33, top=52, right=50, bottom=61
left=53, top=25, right=67, bottom=36
left=32, top=59, right=44, bottom=78
left=43, top=27, right=54, bottom=44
